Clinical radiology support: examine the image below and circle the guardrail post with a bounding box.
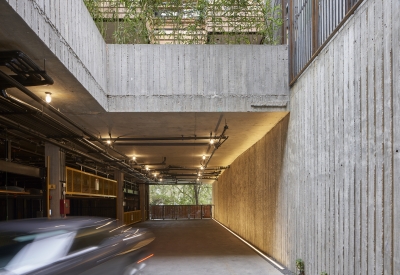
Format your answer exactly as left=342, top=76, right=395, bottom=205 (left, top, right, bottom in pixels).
left=289, top=0, right=294, bottom=81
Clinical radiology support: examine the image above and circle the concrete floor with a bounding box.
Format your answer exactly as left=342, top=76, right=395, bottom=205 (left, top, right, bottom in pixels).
left=128, top=219, right=285, bottom=275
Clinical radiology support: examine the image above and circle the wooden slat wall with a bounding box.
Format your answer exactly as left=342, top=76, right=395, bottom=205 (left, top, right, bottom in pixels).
left=214, top=0, right=398, bottom=274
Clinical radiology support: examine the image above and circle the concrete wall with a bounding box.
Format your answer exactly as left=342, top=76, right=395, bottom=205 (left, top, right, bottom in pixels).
left=5, top=1, right=289, bottom=113
left=6, top=0, right=109, bottom=108
left=107, top=44, right=288, bottom=112
left=214, top=0, right=400, bottom=274
left=213, top=114, right=289, bottom=263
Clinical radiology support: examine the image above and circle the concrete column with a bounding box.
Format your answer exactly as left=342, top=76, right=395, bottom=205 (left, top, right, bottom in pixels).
left=114, top=170, right=124, bottom=226
left=45, top=143, right=65, bottom=218
left=139, top=184, right=149, bottom=221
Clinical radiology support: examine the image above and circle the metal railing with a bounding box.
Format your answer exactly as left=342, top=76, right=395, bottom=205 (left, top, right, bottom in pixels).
left=289, top=0, right=364, bottom=84
left=66, top=167, right=117, bottom=198
left=150, top=205, right=212, bottom=220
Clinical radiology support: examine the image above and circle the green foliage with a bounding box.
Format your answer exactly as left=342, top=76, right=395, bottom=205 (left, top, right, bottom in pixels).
left=295, top=258, right=305, bottom=271
left=84, top=0, right=283, bottom=44
left=320, top=272, right=328, bottom=275
left=150, top=184, right=212, bottom=205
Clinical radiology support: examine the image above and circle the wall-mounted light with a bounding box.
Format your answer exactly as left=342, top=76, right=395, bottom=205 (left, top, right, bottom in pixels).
left=45, top=92, right=52, bottom=103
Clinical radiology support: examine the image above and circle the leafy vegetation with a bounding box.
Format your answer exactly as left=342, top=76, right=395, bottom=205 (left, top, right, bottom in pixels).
left=84, top=0, right=283, bottom=44
left=150, top=184, right=212, bottom=205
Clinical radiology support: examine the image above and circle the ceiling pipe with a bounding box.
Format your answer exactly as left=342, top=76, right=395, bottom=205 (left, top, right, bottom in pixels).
left=0, top=115, right=106, bottom=165
left=75, top=162, right=110, bottom=177
left=114, top=143, right=209, bottom=146
left=0, top=71, right=131, bottom=161
left=0, top=91, right=149, bottom=182
left=203, top=124, right=229, bottom=169
left=133, top=157, right=166, bottom=167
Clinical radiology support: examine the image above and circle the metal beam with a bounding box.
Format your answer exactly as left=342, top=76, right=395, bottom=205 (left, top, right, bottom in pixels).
left=0, top=159, right=41, bottom=177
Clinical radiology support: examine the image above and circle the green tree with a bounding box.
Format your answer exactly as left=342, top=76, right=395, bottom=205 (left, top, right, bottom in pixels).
left=150, top=184, right=212, bottom=205
left=84, top=0, right=283, bottom=45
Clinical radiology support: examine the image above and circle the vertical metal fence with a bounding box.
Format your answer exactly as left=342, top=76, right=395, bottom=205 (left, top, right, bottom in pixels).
left=289, top=0, right=364, bottom=84
left=150, top=205, right=212, bottom=220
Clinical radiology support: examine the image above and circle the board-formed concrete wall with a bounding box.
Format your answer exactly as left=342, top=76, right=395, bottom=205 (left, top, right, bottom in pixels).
left=107, top=44, right=288, bottom=112
left=214, top=0, right=400, bottom=274
left=5, top=0, right=289, bottom=113
left=213, top=114, right=289, bottom=263
left=5, top=0, right=109, bottom=108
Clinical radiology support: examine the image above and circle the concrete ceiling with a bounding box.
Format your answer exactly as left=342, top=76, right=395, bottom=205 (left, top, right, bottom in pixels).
left=0, top=1, right=288, bottom=184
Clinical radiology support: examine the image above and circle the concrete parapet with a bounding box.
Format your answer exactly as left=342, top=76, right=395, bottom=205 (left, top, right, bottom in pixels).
left=107, top=44, right=289, bottom=112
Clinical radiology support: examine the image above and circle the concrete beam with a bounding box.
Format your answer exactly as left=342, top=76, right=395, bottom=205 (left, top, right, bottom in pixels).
left=107, top=45, right=289, bottom=112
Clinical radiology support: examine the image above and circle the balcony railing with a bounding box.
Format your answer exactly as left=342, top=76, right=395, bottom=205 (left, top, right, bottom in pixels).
left=289, top=0, right=364, bottom=84
left=150, top=205, right=212, bottom=220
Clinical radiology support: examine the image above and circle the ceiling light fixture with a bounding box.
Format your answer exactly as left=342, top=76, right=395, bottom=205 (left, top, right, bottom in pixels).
left=106, top=140, right=111, bottom=144
left=45, top=92, right=52, bottom=103
left=202, top=155, right=206, bottom=160
left=132, top=156, right=136, bottom=161
left=209, top=139, right=214, bottom=144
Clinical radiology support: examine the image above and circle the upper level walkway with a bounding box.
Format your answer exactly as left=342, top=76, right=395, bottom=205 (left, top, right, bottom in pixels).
left=83, top=219, right=288, bottom=275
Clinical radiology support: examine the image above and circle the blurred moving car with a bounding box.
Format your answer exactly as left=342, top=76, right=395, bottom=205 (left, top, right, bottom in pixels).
left=0, top=217, right=155, bottom=275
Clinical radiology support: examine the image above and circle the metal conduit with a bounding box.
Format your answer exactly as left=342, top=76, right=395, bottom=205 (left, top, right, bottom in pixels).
left=0, top=115, right=103, bottom=165
left=0, top=70, right=131, bottom=161
left=0, top=93, right=83, bottom=139
left=0, top=115, right=142, bottom=181
left=0, top=83, right=149, bottom=182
